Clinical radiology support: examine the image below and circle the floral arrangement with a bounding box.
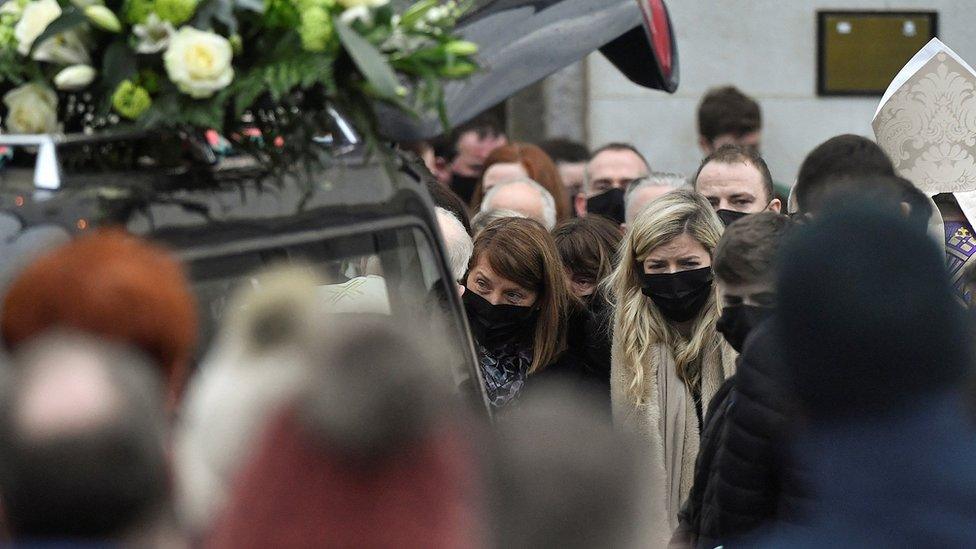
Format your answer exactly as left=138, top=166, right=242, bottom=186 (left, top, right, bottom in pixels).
left=0, top=0, right=477, bottom=153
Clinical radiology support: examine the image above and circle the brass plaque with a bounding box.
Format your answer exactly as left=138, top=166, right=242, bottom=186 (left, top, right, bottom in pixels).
left=818, top=11, right=937, bottom=96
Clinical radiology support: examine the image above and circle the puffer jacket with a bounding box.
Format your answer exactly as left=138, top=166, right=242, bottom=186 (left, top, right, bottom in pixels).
left=676, top=317, right=804, bottom=547
left=673, top=375, right=736, bottom=548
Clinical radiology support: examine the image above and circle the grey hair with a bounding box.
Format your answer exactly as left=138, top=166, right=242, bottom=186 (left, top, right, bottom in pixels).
left=434, top=207, right=473, bottom=281
left=624, top=172, right=688, bottom=223
left=470, top=209, right=527, bottom=236
left=480, top=178, right=557, bottom=230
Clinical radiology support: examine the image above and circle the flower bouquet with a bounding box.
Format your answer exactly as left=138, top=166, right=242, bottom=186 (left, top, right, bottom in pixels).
left=0, top=0, right=477, bottom=179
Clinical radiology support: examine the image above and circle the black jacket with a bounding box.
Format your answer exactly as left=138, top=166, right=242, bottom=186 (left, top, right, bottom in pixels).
left=527, top=300, right=613, bottom=416
left=676, top=318, right=803, bottom=547
left=674, top=375, right=736, bottom=548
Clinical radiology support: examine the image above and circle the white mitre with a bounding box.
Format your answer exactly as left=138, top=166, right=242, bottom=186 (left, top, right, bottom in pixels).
left=873, top=38, right=976, bottom=222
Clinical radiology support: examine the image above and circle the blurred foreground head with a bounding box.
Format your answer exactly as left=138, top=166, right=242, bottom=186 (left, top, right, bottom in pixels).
left=177, top=267, right=324, bottom=532
left=487, top=385, right=661, bottom=548
left=777, top=201, right=971, bottom=422
left=0, top=333, right=170, bottom=543
left=1, top=229, right=197, bottom=403
left=205, top=314, right=479, bottom=547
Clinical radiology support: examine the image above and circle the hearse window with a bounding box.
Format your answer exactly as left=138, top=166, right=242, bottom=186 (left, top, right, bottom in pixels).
left=185, top=224, right=480, bottom=408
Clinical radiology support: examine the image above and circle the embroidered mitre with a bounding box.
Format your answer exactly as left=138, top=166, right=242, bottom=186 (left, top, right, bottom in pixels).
left=873, top=38, right=976, bottom=196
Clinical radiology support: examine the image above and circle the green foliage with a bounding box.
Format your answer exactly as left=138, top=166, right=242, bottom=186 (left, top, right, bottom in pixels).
left=124, top=0, right=155, bottom=23
left=112, top=79, right=152, bottom=119
left=298, top=6, right=333, bottom=52
left=334, top=17, right=400, bottom=101
left=154, top=0, right=197, bottom=24
left=0, top=50, right=27, bottom=86
left=138, top=89, right=225, bottom=129
left=228, top=41, right=336, bottom=115
left=262, top=0, right=298, bottom=28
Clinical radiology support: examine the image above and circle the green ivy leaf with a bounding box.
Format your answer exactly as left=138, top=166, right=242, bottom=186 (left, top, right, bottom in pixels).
left=334, top=18, right=400, bottom=100
left=100, top=41, right=137, bottom=93
left=28, top=7, right=86, bottom=55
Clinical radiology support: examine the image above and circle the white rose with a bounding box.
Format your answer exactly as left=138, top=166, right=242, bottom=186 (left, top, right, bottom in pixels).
left=32, top=29, right=91, bottom=65
left=4, top=83, right=58, bottom=134
left=337, top=0, right=388, bottom=7
left=53, top=64, right=96, bottom=90
left=164, top=27, right=234, bottom=99
left=15, top=0, right=61, bottom=56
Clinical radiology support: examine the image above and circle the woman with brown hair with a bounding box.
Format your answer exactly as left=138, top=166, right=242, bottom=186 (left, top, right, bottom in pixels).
left=552, top=216, right=623, bottom=401
left=552, top=216, right=622, bottom=303
left=470, top=143, right=569, bottom=221
left=462, top=217, right=578, bottom=408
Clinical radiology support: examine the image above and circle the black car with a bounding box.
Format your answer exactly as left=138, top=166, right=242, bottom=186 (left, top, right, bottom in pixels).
left=0, top=0, right=678, bottom=416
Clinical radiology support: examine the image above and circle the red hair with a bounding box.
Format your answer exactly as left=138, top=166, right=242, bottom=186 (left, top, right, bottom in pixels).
left=2, top=228, right=198, bottom=402
left=471, top=143, right=569, bottom=221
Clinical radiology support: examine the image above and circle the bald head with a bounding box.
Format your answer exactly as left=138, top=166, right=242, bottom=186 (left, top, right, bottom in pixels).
left=481, top=179, right=557, bottom=229
left=623, top=173, right=686, bottom=225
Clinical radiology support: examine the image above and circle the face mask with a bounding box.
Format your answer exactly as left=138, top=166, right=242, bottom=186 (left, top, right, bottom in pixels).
left=639, top=266, right=714, bottom=323
left=716, top=304, right=772, bottom=353
left=587, top=188, right=626, bottom=225
left=450, top=173, right=480, bottom=203
left=716, top=209, right=750, bottom=227
left=463, top=289, right=537, bottom=344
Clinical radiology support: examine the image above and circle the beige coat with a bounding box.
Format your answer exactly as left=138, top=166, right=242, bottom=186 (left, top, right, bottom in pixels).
left=611, top=333, right=736, bottom=545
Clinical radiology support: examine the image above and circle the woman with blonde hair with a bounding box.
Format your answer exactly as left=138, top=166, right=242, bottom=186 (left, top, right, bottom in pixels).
left=608, top=188, right=736, bottom=535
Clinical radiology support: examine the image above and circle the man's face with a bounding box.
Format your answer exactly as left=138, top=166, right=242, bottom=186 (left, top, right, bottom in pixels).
left=704, top=130, right=762, bottom=155
left=452, top=130, right=508, bottom=177
left=585, top=149, right=649, bottom=197
left=696, top=160, right=780, bottom=214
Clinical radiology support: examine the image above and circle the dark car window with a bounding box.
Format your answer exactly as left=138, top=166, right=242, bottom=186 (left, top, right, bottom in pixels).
left=183, top=223, right=486, bottom=412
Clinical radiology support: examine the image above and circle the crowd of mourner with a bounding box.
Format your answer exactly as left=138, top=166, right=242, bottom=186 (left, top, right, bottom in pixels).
left=0, top=84, right=975, bottom=547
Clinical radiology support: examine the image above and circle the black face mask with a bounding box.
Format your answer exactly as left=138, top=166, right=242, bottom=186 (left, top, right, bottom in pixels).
left=716, top=209, right=750, bottom=227
left=639, top=267, right=714, bottom=323
left=463, top=290, right=537, bottom=345
left=450, top=173, right=479, bottom=204
left=587, top=188, right=625, bottom=225
left=716, top=304, right=772, bottom=353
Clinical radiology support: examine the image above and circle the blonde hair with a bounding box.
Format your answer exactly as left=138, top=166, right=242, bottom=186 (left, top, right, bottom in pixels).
left=607, top=188, right=723, bottom=405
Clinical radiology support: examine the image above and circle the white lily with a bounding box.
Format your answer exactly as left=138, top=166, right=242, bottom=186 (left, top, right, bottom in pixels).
left=53, top=64, right=96, bottom=90
left=32, top=28, right=91, bottom=65
left=132, top=13, right=174, bottom=54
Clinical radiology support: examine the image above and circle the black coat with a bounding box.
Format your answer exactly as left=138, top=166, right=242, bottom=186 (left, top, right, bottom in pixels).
left=676, top=317, right=804, bottom=547
left=526, top=300, right=613, bottom=416
left=674, top=375, right=736, bottom=548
